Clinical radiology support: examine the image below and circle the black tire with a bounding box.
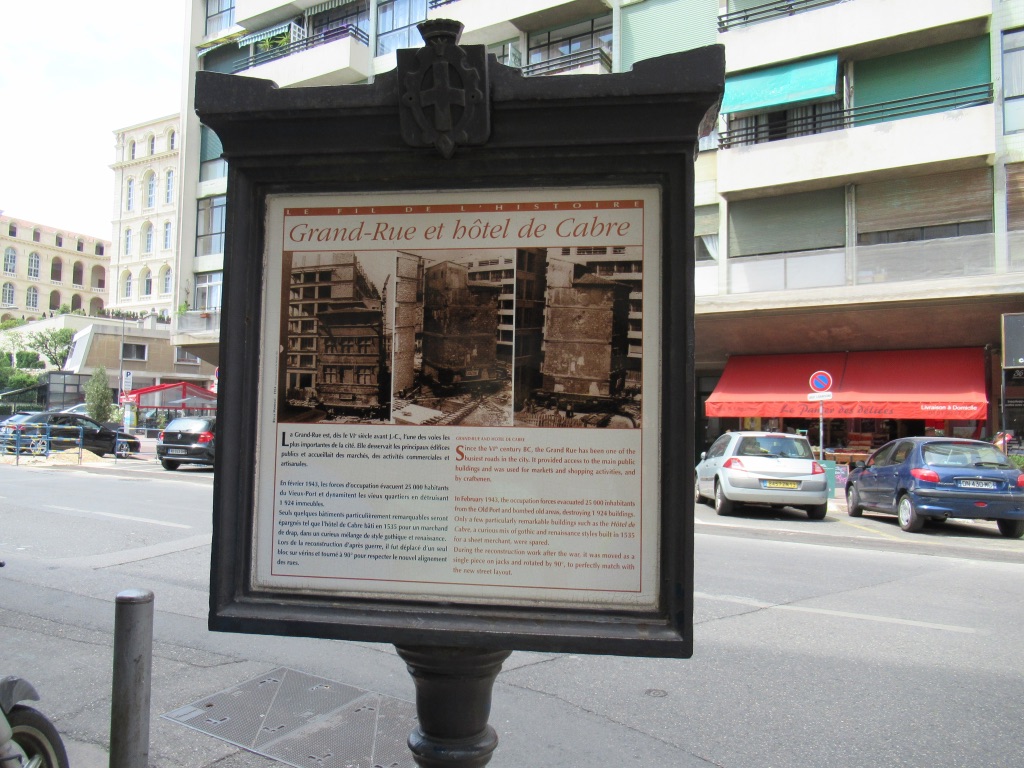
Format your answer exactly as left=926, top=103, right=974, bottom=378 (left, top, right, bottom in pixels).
left=997, top=519, right=1024, bottom=539
left=28, top=436, right=48, bottom=456
left=897, top=494, right=924, bottom=532
left=806, top=503, right=827, bottom=520
left=7, top=704, right=70, bottom=768
left=161, top=459, right=180, bottom=471
left=694, top=474, right=706, bottom=505
left=846, top=485, right=863, bottom=517
left=714, top=481, right=734, bottom=516
left=115, top=440, right=132, bottom=458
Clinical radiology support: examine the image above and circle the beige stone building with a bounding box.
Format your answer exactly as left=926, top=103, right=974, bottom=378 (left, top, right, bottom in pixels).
left=0, top=214, right=109, bottom=322
left=109, top=114, right=181, bottom=319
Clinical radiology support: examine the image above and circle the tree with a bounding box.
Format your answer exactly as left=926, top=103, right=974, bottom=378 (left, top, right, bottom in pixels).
left=85, top=367, right=114, bottom=423
left=25, top=328, right=75, bottom=369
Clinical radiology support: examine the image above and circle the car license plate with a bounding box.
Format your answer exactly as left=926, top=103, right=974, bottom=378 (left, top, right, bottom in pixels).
left=168, top=448, right=187, bottom=455
left=763, top=480, right=799, bottom=489
left=958, top=479, right=996, bottom=489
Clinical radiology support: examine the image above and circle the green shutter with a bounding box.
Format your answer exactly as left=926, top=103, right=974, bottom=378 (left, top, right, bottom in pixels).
left=621, top=0, right=718, bottom=71
left=856, top=169, right=993, bottom=233
left=728, top=188, right=846, bottom=257
left=200, top=126, right=223, bottom=163
left=855, top=36, right=991, bottom=108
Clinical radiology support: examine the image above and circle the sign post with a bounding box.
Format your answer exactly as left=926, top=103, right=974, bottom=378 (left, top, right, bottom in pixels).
left=808, top=371, right=834, bottom=460
left=196, top=19, right=723, bottom=768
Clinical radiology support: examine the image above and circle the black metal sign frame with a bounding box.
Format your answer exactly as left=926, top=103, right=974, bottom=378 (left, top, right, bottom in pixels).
left=197, top=30, right=722, bottom=659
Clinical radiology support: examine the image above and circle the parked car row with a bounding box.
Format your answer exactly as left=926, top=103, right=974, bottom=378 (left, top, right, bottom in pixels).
left=0, top=411, right=140, bottom=457
left=696, top=431, right=1024, bottom=539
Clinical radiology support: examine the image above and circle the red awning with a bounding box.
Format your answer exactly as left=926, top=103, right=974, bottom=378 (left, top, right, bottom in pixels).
left=704, top=348, right=987, bottom=420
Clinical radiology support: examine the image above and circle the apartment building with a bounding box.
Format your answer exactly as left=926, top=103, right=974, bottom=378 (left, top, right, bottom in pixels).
left=0, top=214, right=110, bottom=322
left=176, top=0, right=1024, bottom=444
left=109, top=115, right=181, bottom=319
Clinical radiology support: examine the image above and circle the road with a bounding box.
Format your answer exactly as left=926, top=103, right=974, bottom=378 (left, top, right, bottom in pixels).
left=1, top=457, right=1023, bottom=767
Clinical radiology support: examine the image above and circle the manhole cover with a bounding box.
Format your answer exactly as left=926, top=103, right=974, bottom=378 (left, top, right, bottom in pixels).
left=163, top=667, right=417, bottom=767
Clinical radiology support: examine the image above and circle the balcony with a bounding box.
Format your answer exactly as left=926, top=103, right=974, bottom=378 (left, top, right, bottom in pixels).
left=233, top=26, right=371, bottom=87
left=696, top=233, right=1015, bottom=302
left=428, top=0, right=597, bottom=46
left=722, top=0, right=990, bottom=75
left=719, top=0, right=843, bottom=32
left=717, top=90, right=994, bottom=196
left=235, top=0, right=321, bottom=32
left=522, top=47, right=611, bottom=77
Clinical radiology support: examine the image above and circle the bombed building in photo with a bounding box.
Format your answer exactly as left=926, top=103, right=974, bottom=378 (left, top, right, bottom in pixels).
left=285, top=252, right=388, bottom=415
left=421, top=261, right=501, bottom=389
left=537, top=259, right=631, bottom=405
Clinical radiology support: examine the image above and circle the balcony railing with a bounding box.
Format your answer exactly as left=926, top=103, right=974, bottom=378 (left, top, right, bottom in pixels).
left=698, top=233, right=1003, bottom=298
left=232, top=25, right=370, bottom=74
left=522, top=47, right=612, bottom=77
left=428, top=0, right=458, bottom=7
left=176, top=309, right=222, bottom=334
left=720, top=84, right=993, bottom=148
left=719, top=0, right=843, bottom=32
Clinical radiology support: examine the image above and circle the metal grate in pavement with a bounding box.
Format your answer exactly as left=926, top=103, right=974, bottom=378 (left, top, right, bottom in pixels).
left=162, top=667, right=417, bottom=768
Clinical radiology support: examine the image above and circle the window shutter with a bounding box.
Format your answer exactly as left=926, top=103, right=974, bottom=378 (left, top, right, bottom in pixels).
left=856, top=168, right=993, bottom=234
left=694, top=205, right=719, bottom=237
left=1008, top=163, right=1024, bottom=231
left=727, top=188, right=845, bottom=257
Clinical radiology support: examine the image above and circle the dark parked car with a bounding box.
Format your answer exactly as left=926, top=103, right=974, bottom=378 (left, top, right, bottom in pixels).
left=0, top=411, right=140, bottom=457
left=157, top=417, right=215, bottom=470
left=846, top=437, right=1024, bottom=538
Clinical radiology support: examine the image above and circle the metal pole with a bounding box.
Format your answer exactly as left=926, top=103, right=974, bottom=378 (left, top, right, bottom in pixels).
left=819, top=401, right=825, bottom=462
left=110, top=589, right=154, bottom=768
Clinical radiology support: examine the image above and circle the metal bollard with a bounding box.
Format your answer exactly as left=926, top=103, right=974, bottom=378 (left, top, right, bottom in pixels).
left=110, top=589, right=154, bottom=768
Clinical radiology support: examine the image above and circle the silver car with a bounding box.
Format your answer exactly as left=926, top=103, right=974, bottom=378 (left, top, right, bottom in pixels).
left=695, top=431, right=829, bottom=519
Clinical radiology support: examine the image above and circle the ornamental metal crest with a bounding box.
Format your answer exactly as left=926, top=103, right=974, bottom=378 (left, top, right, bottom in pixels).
left=398, top=19, right=490, bottom=158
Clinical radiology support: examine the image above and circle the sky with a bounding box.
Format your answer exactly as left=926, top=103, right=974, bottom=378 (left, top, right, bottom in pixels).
left=0, top=0, right=188, bottom=241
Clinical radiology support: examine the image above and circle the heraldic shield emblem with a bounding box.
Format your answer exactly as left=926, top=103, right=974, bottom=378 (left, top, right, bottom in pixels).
left=398, top=19, right=490, bottom=158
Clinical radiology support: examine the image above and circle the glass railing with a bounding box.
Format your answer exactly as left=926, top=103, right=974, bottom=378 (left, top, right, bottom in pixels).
left=700, top=233, right=999, bottom=296
left=176, top=309, right=222, bottom=333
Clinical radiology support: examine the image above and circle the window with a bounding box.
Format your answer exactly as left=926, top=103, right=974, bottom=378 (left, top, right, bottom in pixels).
left=55, top=234, right=63, bottom=247
left=26, top=286, right=38, bottom=309
left=206, top=0, right=235, bottom=36
left=129, top=141, right=136, bottom=159
left=163, top=222, right=173, bottom=249
left=196, top=196, right=226, bottom=256
left=124, top=228, right=133, bottom=255
left=141, top=270, right=153, bottom=296
left=3, top=247, right=15, bottom=275
left=126, top=179, right=135, bottom=210
left=28, top=252, right=40, bottom=279
left=376, top=0, right=427, bottom=56
left=161, top=268, right=172, bottom=294
left=1, top=283, right=13, bottom=306
left=122, top=343, right=147, bottom=361
left=143, top=223, right=154, bottom=254
left=95, top=243, right=105, bottom=256
left=122, top=273, right=133, bottom=299
left=145, top=173, right=156, bottom=208
left=165, top=170, right=174, bottom=204
left=527, top=15, right=612, bottom=66
left=169, top=130, right=177, bottom=150
left=1005, top=29, right=1024, bottom=133
left=7, top=223, right=16, bottom=237
left=32, top=229, right=40, bottom=243
left=176, top=347, right=201, bottom=364
left=195, top=271, right=223, bottom=310
left=312, top=1, right=369, bottom=40
left=76, top=239, right=84, bottom=252
left=148, top=136, right=156, bottom=155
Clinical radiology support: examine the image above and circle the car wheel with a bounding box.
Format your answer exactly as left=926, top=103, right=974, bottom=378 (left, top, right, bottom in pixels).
left=694, top=474, right=705, bottom=505
left=714, top=481, right=734, bottom=516
left=806, top=503, right=827, bottom=520
left=897, top=494, right=924, bottom=532
left=115, top=441, right=132, bottom=458
left=28, top=437, right=48, bottom=456
left=997, top=519, right=1024, bottom=539
left=161, top=459, right=180, bottom=471
left=846, top=485, right=863, bottom=517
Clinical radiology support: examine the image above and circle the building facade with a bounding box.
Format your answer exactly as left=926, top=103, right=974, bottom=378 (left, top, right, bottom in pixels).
left=176, top=0, right=1024, bottom=447
left=109, top=115, right=181, bottom=319
left=0, top=214, right=110, bottom=322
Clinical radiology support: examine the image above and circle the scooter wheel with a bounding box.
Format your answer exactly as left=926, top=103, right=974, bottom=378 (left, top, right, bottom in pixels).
left=7, top=704, right=70, bottom=768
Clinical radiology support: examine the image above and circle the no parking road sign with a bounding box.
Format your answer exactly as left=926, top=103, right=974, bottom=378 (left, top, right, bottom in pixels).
left=809, top=370, right=833, bottom=393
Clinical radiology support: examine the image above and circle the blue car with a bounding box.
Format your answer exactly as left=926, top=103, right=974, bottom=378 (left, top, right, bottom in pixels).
left=846, top=437, right=1024, bottom=538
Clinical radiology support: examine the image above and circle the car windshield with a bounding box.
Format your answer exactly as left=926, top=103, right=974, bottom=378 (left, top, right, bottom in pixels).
left=922, top=442, right=1015, bottom=469
left=165, top=418, right=213, bottom=432
left=735, top=436, right=812, bottom=458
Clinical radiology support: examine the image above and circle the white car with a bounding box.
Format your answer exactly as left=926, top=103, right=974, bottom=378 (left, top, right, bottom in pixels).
left=695, top=431, right=829, bottom=519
